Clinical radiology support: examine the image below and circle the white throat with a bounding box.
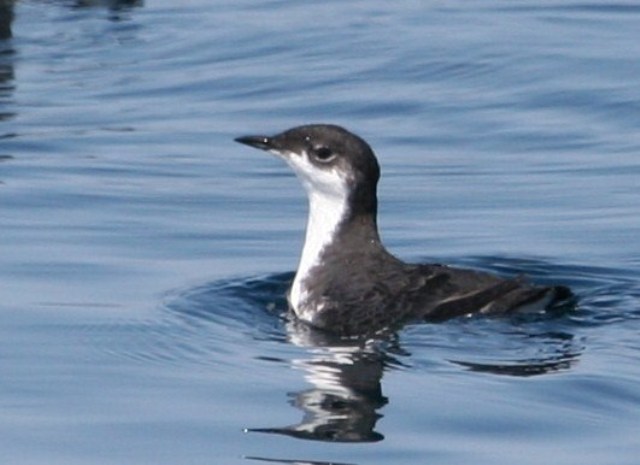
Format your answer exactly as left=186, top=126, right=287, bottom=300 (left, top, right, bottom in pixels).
left=279, top=151, right=350, bottom=321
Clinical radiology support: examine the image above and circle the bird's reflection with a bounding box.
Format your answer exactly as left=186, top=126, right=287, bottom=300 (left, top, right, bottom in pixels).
left=247, top=313, right=581, bottom=444
left=451, top=329, right=580, bottom=376
left=248, top=321, right=392, bottom=443
left=453, top=355, right=575, bottom=376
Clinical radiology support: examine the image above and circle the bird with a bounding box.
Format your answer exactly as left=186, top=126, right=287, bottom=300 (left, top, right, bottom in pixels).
left=235, top=124, right=571, bottom=337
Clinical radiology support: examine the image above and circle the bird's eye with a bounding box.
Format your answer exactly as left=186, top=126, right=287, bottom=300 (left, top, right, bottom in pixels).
left=312, top=146, right=335, bottom=163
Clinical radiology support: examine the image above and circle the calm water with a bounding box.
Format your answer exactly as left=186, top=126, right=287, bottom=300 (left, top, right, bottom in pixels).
left=1, top=1, right=639, bottom=464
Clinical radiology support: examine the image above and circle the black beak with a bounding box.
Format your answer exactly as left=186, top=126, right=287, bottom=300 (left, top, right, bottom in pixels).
left=234, top=135, right=273, bottom=151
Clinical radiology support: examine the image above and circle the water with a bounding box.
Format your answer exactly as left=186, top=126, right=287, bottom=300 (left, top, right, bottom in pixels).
left=1, top=1, right=639, bottom=464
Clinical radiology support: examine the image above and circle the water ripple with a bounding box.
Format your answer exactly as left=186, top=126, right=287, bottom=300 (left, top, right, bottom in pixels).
left=87, top=257, right=640, bottom=376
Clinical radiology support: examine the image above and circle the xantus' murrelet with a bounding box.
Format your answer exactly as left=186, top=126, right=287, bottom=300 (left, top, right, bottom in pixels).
left=235, top=124, right=571, bottom=336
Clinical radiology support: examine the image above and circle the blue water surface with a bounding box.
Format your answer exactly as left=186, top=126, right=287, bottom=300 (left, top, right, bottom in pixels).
left=1, top=1, right=639, bottom=464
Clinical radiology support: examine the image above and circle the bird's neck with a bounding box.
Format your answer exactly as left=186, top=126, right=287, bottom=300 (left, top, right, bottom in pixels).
left=290, top=190, right=347, bottom=309
left=289, top=189, right=382, bottom=318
